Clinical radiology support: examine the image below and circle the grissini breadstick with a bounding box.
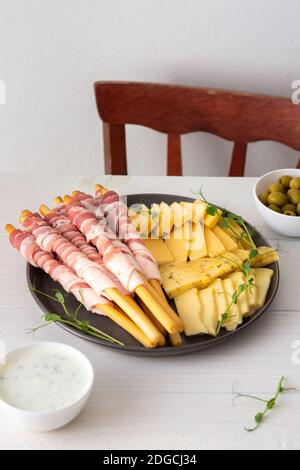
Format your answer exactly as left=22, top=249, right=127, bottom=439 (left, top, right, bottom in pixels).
left=65, top=196, right=182, bottom=334
left=20, top=211, right=165, bottom=346
left=5, top=224, right=154, bottom=348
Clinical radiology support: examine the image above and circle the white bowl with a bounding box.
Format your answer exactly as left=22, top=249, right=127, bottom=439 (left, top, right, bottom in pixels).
left=0, top=342, right=94, bottom=432
left=253, top=168, right=300, bottom=237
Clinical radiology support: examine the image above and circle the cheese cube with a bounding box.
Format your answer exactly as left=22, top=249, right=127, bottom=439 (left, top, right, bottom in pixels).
left=204, top=226, right=226, bottom=258
left=164, top=223, right=190, bottom=263
left=174, top=288, right=208, bottom=336
left=212, top=226, right=238, bottom=252
left=142, top=239, right=174, bottom=266
left=198, top=286, right=218, bottom=336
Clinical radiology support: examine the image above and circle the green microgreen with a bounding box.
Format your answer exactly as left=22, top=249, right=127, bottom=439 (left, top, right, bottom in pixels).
left=28, top=285, right=124, bottom=346
left=233, top=377, right=297, bottom=432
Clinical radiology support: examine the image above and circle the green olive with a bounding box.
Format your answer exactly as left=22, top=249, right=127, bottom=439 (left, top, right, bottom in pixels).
left=268, top=183, right=285, bottom=194
left=282, top=203, right=297, bottom=213
left=287, top=188, right=300, bottom=205
left=268, top=204, right=282, bottom=213
left=289, top=177, right=300, bottom=190
left=267, top=192, right=288, bottom=207
left=279, top=175, right=292, bottom=189
left=284, top=210, right=297, bottom=216
left=258, top=192, right=269, bottom=205
left=297, top=202, right=300, bottom=216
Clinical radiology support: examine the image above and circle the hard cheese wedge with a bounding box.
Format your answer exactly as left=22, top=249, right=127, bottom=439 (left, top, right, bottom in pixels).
left=227, top=272, right=249, bottom=317
left=164, top=223, right=190, bottom=263
left=160, top=252, right=240, bottom=298
left=204, top=226, right=226, bottom=258
left=222, top=278, right=243, bottom=331
left=160, top=202, right=174, bottom=237
left=211, top=278, right=228, bottom=322
left=188, top=222, right=207, bottom=261
left=255, top=268, right=274, bottom=309
left=174, top=288, right=208, bottom=336
left=198, top=286, right=218, bottom=336
left=212, top=226, right=238, bottom=252
left=142, top=239, right=174, bottom=266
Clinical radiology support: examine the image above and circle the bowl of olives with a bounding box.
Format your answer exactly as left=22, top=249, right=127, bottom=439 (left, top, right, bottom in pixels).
left=253, top=169, right=300, bottom=237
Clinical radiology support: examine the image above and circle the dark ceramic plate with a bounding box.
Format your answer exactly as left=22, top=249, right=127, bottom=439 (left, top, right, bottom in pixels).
left=27, top=193, right=279, bottom=356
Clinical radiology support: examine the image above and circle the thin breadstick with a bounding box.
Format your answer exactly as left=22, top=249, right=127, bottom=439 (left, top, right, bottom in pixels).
left=149, top=279, right=183, bottom=347
left=137, top=297, right=167, bottom=336
left=96, top=303, right=155, bottom=349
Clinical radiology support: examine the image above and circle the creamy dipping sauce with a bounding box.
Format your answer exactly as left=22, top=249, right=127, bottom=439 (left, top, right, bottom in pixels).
left=0, top=344, right=91, bottom=412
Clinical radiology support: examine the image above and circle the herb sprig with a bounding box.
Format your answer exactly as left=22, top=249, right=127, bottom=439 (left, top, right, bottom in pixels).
left=215, top=259, right=255, bottom=335
left=233, top=377, right=296, bottom=432
left=28, top=285, right=124, bottom=346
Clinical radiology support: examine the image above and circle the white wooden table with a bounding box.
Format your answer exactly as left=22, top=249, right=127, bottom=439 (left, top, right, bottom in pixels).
left=0, top=175, right=299, bottom=450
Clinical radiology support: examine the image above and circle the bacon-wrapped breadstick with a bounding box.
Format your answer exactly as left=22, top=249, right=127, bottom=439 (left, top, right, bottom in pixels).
left=5, top=225, right=154, bottom=348
left=20, top=211, right=164, bottom=346
left=64, top=197, right=182, bottom=334
left=73, top=188, right=183, bottom=346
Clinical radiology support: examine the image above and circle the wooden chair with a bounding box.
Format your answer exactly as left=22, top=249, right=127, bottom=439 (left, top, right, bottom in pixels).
left=94, top=81, right=300, bottom=176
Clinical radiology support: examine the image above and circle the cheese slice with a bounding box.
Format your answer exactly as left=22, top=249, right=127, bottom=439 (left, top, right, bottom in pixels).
left=160, top=202, right=174, bottom=236
left=174, top=288, right=208, bottom=336
left=204, top=226, right=226, bottom=258
left=171, top=202, right=193, bottom=228
left=245, top=269, right=257, bottom=317
left=188, top=222, right=207, bottom=261
left=233, top=249, right=250, bottom=263
left=212, top=226, right=238, bottom=252
left=192, top=201, right=206, bottom=223
left=211, top=278, right=228, bottom=322
left=198, top=286, right=218, bottom=336
left=164, top=223, right=190, bottom=263
left=149, top=203, right=161, bottom=236
left=227, top=272, right=250, bottom=317
left=142, top=239, right=174, bottom=265
left=222, top=278, right=243, bottom=331
left=159, top=252, right=239, bottom=298
left=254, top=268, right=274, bottom=310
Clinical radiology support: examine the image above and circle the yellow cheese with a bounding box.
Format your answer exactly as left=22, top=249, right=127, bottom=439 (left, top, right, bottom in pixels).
left=192, top=201, right=206, bottom=223
left=245, top=269, right=258, bottom=317
left=204, top=226, right=226, bottom=258
left=164, top=223, right=190, bottom=263
left=188, top=222, right=207, bottom=261
left=198, top=286, right=218, bottom=336
left=174, top=288, right=208, bottom=336
left=159, top=252, right=239, bottom=298
left=227, top=272, right=249, bottom=317
left=171, top=202, right=193, bottom=228
left=192, top=200, right=222, bottom=229
left=142, top=239, right=174, bottom=266
left=222, top=278, right=243, bottom=331
left=251, top=247, right=279, bottom=268
left=233, top=249, right=250, bottom=263
left=254, top=268, right=274, bottom=309
left=211, top=278, right=228, bottom=322
left=160, top=202, right=174, bottom=236
left=212, top=226, right=238, bottom=252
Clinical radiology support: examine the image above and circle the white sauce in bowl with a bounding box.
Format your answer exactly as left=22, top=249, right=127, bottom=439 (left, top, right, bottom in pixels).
left=0, top=343, right=91, bottom=412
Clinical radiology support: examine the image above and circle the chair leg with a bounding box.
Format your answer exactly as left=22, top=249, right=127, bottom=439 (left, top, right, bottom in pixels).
left=229, top=142, right=247, bottom=176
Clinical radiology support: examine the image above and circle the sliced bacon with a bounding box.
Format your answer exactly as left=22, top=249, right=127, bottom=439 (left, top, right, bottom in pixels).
left=44, top=209, right=128, bottom=296
left=21, top=213, right=120, bottom=298
left=66, top=201, right=144, bottom=292
left=92, top=189, right=161, bottom=282
left=9, top=229, right=110, bottom=311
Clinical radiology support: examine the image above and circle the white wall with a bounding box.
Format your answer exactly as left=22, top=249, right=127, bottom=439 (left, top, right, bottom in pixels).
left=0, top=0, right=299, bottom=177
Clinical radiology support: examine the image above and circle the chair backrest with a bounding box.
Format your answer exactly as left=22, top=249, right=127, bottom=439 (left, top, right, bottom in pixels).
left=94, top=81, right=300, bottom=176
